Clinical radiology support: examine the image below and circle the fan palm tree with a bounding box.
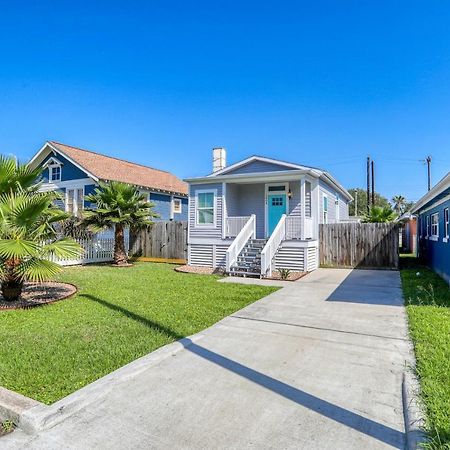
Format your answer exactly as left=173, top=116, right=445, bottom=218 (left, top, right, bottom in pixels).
left=0, top=155, right=42, bottom=195
left=392, top=195, right=406, bottom=215
left=362, top=205, right=397, bottom=223
left=83, top=182, right=158, bottom=265
left=0, top=191, right=82, bottom=301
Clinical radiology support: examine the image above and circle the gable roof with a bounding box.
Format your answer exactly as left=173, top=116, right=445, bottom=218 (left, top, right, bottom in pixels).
left=411, top=171, right=450, bottom=213
left=30, top=141, right=188, bottom=196
left=209, top=155, right=317, bottom=176
left=186, top=155, right=352, bottom=201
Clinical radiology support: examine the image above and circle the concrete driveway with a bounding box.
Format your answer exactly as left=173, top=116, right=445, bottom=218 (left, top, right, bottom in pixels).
left=3, top=268, right=412, bottom=449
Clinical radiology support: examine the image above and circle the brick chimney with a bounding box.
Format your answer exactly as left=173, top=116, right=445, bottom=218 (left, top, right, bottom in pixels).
left=212, top=147, right=226, bottom=173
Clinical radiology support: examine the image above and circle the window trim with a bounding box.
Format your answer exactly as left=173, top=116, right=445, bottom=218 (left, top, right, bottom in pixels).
left=426, top=215, right=430, bottom=238
left=444, top=208, right=449, bottom=242
left=173, top=198, right=182, bottom=214
left=430, top=212, right=439, bottom=240
left=323, top=194, right=328, bottom=224
left=49, top=164, right=62, bottom=182
left=65, top=186, right=84, bottom=217
left=195, top=189, right=217, bottom=227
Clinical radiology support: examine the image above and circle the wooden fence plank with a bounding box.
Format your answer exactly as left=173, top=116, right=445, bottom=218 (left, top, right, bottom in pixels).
left=131, top=221, right=188, bottom=261
left=319, top=222, right=399, bottom=269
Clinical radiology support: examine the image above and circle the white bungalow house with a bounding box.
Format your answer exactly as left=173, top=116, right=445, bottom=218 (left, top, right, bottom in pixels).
left=185, top=148, right=352, bottom=277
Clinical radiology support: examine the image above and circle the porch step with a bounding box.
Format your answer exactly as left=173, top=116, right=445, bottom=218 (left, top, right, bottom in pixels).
left=228, top=269, right=262, bottom=278
left=227, top=238, right=267, bottom=278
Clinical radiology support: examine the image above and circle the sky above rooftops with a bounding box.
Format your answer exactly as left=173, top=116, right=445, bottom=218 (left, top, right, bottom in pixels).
left=1, top=0, right=450, bottom=202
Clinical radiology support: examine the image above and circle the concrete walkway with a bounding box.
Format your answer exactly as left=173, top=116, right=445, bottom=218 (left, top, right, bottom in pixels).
left=3, top=269, right=412, bottom=449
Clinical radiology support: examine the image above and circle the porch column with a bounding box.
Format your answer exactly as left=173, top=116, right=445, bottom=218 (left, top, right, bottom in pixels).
left=222, top=182, right=227, bottom=239
left=311, top=179, right=320, bottom=240
left=300, top=178, right=306, bottom=240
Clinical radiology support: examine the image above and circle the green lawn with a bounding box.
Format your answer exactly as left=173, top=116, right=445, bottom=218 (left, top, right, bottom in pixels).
left=400, top=255, right=450, bottom=448
left=0, top=263, right=277, bottom=405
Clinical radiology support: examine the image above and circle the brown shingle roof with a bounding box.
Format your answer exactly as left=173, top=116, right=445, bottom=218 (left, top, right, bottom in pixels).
left=48, top=141, right=188, bottom=195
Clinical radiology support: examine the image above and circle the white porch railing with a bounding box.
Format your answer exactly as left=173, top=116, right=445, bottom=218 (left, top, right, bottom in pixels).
left=225, top=216, right=251, bottom=238
left=50, top=236, right=130, bottom=266
left=226, top=215, right=256, bottom=272
left=304, top=217, right=313, bottom=239
left=261, top=214, right=286, bottom=277
left=285, top=215, right=302, bottom=239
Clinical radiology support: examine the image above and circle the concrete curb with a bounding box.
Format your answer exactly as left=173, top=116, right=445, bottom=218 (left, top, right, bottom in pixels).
left=0, top=387, right=43, bottom=424
left=3, top=333, right=204, bottom=434
left=402, top=369, right=427, bottom=449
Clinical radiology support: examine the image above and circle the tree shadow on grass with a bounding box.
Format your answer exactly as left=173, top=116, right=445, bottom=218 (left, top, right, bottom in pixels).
left=83, top=294, right=405, bottom=449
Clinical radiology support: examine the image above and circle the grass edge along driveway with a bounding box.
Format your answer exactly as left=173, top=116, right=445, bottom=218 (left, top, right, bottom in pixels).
left=400, top=255, right=450, bottom=449
left=0, top=263, right=278, bottom=405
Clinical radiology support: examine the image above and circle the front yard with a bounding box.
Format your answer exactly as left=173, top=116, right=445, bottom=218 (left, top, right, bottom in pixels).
left=0, top=263, right=277, bottom=405
left=400, top=256, right=450, bottom=448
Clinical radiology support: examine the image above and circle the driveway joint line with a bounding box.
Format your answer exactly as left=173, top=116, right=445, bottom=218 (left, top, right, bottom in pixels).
left=230, top=315, right=409, bottom=342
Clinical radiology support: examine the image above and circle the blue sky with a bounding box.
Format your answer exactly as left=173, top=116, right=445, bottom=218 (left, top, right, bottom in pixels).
left=1, top=1, right=450, bottom=202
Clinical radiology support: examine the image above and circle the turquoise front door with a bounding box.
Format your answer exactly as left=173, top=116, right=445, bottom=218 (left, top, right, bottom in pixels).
left=267, top=194, right=286, bottom=236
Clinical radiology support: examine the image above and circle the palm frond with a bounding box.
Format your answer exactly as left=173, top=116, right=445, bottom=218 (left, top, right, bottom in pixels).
left=16, top=258, right=63, bottom=283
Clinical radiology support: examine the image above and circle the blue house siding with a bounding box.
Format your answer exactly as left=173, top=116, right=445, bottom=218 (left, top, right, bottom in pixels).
left=37, top=153, right=187, bottom=221
left=41, top=153, right=88, bottom=183
left=418, top=198, right=450, bottom=284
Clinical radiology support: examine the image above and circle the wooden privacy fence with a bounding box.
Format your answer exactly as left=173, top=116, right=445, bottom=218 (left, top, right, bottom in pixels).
left=319, top=223, right=399, bottom=269
left=130, top=221, right=188, bottom=262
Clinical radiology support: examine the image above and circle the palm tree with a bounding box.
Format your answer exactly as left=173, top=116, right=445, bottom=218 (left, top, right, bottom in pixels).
left=0, top=155, right=42, bottom=195
left=0, top=191, right=81, bottom=301
left=392, top=195, right=406, bottom=215
left=362, top=206, right=397, bottom=223
left=83, top=182, right=157, bottom=265
left=0, top=155, right=81, bottom=301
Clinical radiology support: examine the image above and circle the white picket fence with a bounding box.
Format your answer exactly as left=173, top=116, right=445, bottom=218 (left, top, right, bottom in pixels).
left=51, top=236, right=130, bottom=266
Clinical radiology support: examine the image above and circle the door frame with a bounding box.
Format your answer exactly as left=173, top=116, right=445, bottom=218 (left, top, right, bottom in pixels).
left=265, top=182, right=289, bottom=237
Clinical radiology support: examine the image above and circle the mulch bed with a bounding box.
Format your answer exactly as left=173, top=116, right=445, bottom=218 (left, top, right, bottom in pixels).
left=0, top=282, right=77, bottom=310
left=175, top=265, right=225, bottom=275
left=266, top=271, right=308, bottom=281
left=175, top=265, right=307, bottom=281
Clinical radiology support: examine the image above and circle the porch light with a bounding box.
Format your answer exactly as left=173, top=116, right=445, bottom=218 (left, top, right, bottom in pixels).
left=287, top=189, right=293, bottom=199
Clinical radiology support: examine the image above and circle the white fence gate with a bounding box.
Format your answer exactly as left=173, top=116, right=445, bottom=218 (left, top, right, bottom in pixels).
left=51, top=236, right=130, bottom=266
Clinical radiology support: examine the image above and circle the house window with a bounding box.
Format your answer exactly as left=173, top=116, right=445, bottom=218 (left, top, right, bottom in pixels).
left=271, top=196, right=284, bottom=206
left=431, top=213, right=439, bottom=238
left=50, top=165, right=61, bottom=182
left=173, top=198, right=182, bottom=214
left=196, top=191, right=215, bottom=225
left=66, top=188, right=84, bottom=217
left=268, top=185, right=286, bottom=192
left=445, top=208, right=449, bottom=239
left=426, top=215, right=430, bottom=237
left=323, top=195, right=328, bottom=223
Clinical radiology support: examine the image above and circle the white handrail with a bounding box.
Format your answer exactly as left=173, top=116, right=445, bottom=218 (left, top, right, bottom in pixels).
left=226, top=214, right=256, bottom=272
left=226, top=216, right=251, bottom=237
left=260, top=214, right=286, bottom=277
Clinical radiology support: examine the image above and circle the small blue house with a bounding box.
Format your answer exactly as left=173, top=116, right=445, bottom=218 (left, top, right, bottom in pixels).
left=412, top=172, right=450, bottom=284
left=185, top=148, right=352, bottom=277
left=29, top=141, right=188, bottom=221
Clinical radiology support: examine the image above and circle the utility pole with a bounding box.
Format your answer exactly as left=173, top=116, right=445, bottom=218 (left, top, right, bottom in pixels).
left=426, top=156, right=432, bottom=191
left=371, top=160, right=375, bottom=207
left=366, top=156, right=371, bottom=213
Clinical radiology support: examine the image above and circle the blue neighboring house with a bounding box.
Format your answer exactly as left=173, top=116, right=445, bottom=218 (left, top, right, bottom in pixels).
left=29, top=141, right=188, bottom=221
left=412, top=172, right=450, bottom=284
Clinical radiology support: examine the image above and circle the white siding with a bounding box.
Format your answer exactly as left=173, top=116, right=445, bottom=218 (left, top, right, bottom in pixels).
left=188, top=243, right=230, bottom=267
left=189, top=183, right=223, bottom=239
left=274, top=246, right=305, bottom=271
